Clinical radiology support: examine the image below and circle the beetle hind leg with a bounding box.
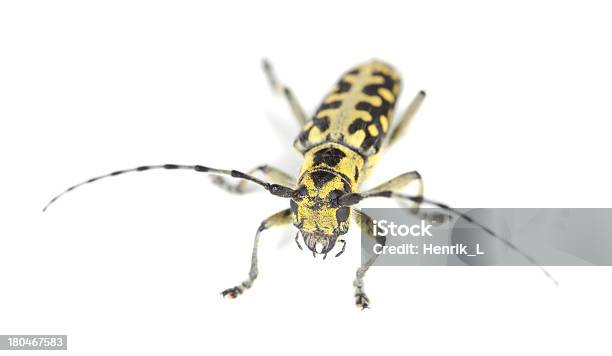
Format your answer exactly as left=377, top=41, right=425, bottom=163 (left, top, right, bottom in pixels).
left=262, top=58, right=307, bottom=126
left=387, top=90, right=426, bottom=148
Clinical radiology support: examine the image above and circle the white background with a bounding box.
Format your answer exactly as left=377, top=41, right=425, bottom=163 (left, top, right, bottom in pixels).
left=1, top=1, right=611, bottom=355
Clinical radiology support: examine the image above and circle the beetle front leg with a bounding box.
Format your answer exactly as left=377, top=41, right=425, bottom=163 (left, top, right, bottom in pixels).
left=221, top=208, right=293, bottom=299
left=351, top=208, right=386, bottom=310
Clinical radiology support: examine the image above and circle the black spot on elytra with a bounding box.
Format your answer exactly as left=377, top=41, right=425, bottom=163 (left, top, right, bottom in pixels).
left=362, top=85, right=379, bottom=96
left=361, top=135, right=378, bottom=151
left=312, top=116, right=330, bottom=131
left=336, top=207, right=350, bottom=222
left=335, top=81, right=351, bottom=93
left=361, top=72, right=395, bottom=101
left=355, top=101, right=378, bottom=112
left=372, top=71, right=395, bottom=85
left=312, top=147, right=346, bottom=167
left=316, top=100, right=342, bottom=111
left=348, top=119, right=369, bottom=134
left=310, top=170, right=337, bottom=189
left=354, top=167, right=360, bottom=182
left=297, top=116, right=330, bottom=147
left=352, top=100, right=390, bottom=153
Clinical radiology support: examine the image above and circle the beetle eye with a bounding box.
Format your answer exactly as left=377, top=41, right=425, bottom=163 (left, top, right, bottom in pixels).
left=336, top=207, right=350, bottom=222
left=292, top=185, right=308, bottom=200
left=327, top=189, right=344, bottom=207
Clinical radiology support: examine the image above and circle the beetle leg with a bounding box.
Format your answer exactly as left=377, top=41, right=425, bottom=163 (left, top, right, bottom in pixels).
left=387, top=90, right=426, bottom=148
left=221, top=209, right=293, bottom=298
left=262, top=58, right=308, bottom=126
left=351, top=208, right=386, bottom=310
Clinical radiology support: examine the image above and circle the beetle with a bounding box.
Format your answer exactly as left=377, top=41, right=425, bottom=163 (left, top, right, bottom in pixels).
left=44, top=59, right=554, bottom=309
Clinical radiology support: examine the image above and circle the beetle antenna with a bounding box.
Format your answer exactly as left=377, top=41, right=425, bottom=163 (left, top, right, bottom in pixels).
left=43, top=164, right=294, bottom=212
left=338, top=191, right=559, bottom=285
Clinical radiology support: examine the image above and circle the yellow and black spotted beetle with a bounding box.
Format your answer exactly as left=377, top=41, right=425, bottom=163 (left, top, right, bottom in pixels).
left=44, top=59, right=554, bottom=309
